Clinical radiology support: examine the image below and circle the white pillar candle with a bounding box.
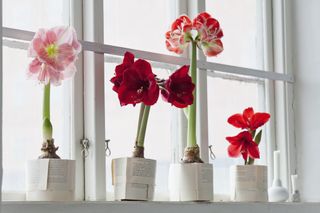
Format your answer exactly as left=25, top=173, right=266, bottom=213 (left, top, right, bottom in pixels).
left=274, top=150, right=280, bottom=180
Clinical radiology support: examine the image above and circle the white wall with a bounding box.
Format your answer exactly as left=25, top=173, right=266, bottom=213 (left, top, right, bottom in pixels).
left=291, top=0, right=320, bottom=202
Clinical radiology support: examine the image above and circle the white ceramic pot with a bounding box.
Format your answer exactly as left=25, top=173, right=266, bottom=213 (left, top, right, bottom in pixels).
left=230, top=165, right=268, bottom=202
left=168, top=163, right=213, bottom=201
left=26, top=159, right=75, bottom=201
left=112, top=157, right=156, bottom=201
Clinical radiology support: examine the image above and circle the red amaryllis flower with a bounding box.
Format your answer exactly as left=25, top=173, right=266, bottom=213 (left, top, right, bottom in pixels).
left=110, top=52, right=134, bottom=92
left=193, top=12, right=224, bottom=57
left=161, top=65, right=195, bottom=108
left=165, top=15, right=193, bottom=54
left=228, top=107, right=270, bottom=131
left=226, top=131, right=260, bottom=161
left=117, top=59, right=159, bottom=106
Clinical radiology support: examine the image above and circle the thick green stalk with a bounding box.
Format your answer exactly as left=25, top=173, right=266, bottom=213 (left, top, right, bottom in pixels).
left=137, top=105, right=151, bottom=147
left=43, top=84, right=52, bottom=140
left=187, top=41, right=197, bottom=148
left=43, top=84, right=50, bottom=120
left=135, top=104, right=146, bottom=144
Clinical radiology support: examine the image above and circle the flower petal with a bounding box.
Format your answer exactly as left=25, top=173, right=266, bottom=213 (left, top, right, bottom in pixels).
left=243, top=107, right=254, bottom=122
left=247, top=142, right=260, bottom=159
left=250, top=112, right=271, bottom=130
left=28, top=58, right=42, bottom=74
left=201, top=39, right=224, bottom=57
left=227, top=114, right=248, bottom=129
left=228, top=144, right=242, bottom=157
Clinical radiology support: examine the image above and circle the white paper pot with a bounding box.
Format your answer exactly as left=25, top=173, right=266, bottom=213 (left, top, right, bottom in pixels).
left=230, top=165, right=268, bottom=202
left=26, top=159, right=75, bottom=201
left=112, top=157, right=156, bottom=201
left=168, top=163, right=213, bottom=201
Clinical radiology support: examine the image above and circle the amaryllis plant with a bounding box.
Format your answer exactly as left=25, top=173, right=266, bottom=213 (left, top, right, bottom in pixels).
left=27, top=26, right=81, bottom=158
left=226, top=107, right=270, bottom=165
left=111, top=52, right=194, bottom=158
left=166, top=12, right=224, bottom=163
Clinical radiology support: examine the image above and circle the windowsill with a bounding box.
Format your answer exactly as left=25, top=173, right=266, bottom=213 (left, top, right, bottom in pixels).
left=2, top=201, right=320, bottom=213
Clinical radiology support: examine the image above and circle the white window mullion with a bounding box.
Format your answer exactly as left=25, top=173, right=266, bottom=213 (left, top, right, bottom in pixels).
left=261, top=0, right=277, bottom=187
left=83, top=0, right=106, bottom=201
left=272, top=0, right=296, bottom=190
left=70, top=0, right=85, bottom=201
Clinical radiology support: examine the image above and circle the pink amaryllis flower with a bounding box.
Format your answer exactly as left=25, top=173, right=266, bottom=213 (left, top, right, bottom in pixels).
left=226, top=131, right=260, bottom=161
left=193, top=12, right=224, bottom=56
left=27, top=26, right=81, bottom=85
left=165, top=15, right=193, bottom=54
left=227, top=107, right=270, bottom=131
left=161, top=65, right=195, bottom=108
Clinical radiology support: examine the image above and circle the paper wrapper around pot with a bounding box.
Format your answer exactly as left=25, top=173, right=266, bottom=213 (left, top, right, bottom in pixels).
left=168, top=163, right=213, bottom=201
left=230, top=165, right=268, bottom=202
left=26, top=159, right=75, bottom=201
left=112, top=157, right=156, bottom=201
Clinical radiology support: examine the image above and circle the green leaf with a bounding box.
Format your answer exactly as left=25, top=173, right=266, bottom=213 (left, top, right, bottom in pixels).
left=254, top=130, right=263, bottom=145
left=247, top=157, right=254, bottom=165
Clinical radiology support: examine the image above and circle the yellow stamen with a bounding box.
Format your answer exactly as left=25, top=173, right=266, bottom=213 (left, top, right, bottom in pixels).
left=46, top=44, right=58, bottom=58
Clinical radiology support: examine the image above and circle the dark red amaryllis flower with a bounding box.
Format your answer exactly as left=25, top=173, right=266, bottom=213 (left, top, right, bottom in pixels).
left=161, top=65, right=195, bottom=108
left=226, top=131, right=260, bottom=161
left=110, top=52, right=135, bottom=92
left=117, top=59, right=159, bottom=106
left=227, top=107, right=270, bottom=131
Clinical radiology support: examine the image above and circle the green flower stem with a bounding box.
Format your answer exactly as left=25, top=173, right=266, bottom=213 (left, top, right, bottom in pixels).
left=43, top=84, right=50, bottom=120
left=137, top=105, right=151, bottom=147
left=135, top=103, right=146, bottom=144
left=187, top=41, right=197, bottom=148
left=43, top=84, right=52, bottom=140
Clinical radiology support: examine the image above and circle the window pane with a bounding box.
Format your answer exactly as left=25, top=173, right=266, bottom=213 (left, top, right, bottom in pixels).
left=104, top=60, right=173, bottom=200
left=207, top=77, right=267, bottom=200
left=2, top=46, right=72, bottom=195
left=3, top=0, right=70, bottom=31
left=206, top=0, right=264, bottom=69
left=104, top=0, right=172, bottom=54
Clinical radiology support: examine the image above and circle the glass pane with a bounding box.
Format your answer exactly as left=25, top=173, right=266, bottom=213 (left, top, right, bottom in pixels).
left=207, top=77, right=267, bottom=200
left=104, top=61, right=173, bottom=200
left=206, top=0, right=264, bottom=69
left=3, top=0, right=70, bottom=31
left=2, top=46, right=72, bottom=195
left=103, top=0, right=172, bottom=54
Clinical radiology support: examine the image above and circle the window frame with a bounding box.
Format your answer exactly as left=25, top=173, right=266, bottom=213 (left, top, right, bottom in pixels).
left=0, top=0, right=295, bottom=201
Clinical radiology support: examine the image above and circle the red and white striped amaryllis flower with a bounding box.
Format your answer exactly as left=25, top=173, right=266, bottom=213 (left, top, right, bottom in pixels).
left=193, top=12, right=224, bottom=56
left=165, top=15, right=193, bottom=54
left=27, top=26, right=81, bottom=85
left=165, top=12, right=223, bottom=57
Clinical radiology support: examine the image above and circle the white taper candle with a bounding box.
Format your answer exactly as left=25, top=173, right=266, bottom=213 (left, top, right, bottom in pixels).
left=274, top=150, right=280, bottom=180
